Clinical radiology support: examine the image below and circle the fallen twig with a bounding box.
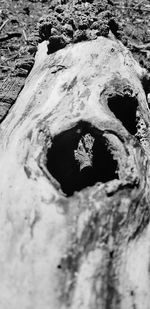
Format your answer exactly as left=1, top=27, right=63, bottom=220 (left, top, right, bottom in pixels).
left=0, top=19, right=9, bottom=32
left=1, top=53, right=20, bottom=63
left=0, top=64, right=11, bottom=69
left=133, top=0, right=145, bottom=8
left=115, top=5, right=150, bottom=11
left=0, top=32, right=22, bottom=42
left=0, top=73, right=11, bottom=91
left=131, top=42, right=150, bottom=51
left=22, top=29, right=28, bottom=42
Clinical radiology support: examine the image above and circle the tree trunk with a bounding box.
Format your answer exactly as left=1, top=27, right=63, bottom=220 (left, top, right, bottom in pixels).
left=0, top=36, right=150, bottom=309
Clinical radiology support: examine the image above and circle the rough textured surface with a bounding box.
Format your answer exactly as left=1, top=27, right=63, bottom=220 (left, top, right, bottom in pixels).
left=38, top=0, right=113, bottom=49
left=0, top=0, right=50, bottom=122
left=38, top=0, right=150, bottom=70
left=0, top=36, right=150, bottom=308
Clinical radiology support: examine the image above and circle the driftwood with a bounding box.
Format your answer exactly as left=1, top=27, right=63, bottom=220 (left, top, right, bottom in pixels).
left=0, top=36, right=150, bottom=308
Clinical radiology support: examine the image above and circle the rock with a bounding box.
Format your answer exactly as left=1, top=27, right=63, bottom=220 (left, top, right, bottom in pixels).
left=48, top=34, right=68, bottom=53
left=73, top=29, right=87, bottom=42
left=23, top=6, right=30, bottom=16
left=38, top=0, right=114, bottom=52
left=63, top=24, right=73, bottom=36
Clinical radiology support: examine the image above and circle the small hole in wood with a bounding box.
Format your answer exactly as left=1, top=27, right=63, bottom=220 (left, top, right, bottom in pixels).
left=108, top=95, right=138, bottom=135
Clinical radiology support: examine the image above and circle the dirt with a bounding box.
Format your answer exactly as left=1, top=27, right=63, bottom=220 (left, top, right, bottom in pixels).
left=0, top=0, right=50, bottom=122
left=0, top=0, right=150, bottom=123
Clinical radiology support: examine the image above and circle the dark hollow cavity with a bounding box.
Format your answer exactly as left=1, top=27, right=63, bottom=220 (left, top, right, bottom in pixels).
left=108, top=95, right=138, bottom=135
left=46, top=122, right=118, bottom=197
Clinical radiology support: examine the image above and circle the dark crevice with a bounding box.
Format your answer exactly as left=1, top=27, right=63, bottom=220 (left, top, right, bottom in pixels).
left=46, top=122, right=118, bottom=196
left=108, top=95, right=138, bottom=135
left=141, top=75, right=150, bottom=97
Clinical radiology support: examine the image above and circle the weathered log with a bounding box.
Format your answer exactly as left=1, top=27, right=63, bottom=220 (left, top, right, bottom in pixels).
left=0, top=36, right=150, bottom=308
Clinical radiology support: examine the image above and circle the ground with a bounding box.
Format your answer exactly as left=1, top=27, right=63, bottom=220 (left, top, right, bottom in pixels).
left=0, top=0, right=150, bottom=122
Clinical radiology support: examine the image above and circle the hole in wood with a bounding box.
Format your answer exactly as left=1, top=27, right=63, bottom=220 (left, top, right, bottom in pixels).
left=46, top=122, right=118, bottom=197
left=108, top=95, right=138, bottom=135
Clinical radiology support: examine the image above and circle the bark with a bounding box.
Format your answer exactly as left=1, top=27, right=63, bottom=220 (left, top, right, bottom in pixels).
left=0, top=36, right=150, bottom=309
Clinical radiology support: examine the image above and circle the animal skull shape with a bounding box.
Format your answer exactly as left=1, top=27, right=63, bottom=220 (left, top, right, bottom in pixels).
left=0, top=37, right=150, bottom=308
